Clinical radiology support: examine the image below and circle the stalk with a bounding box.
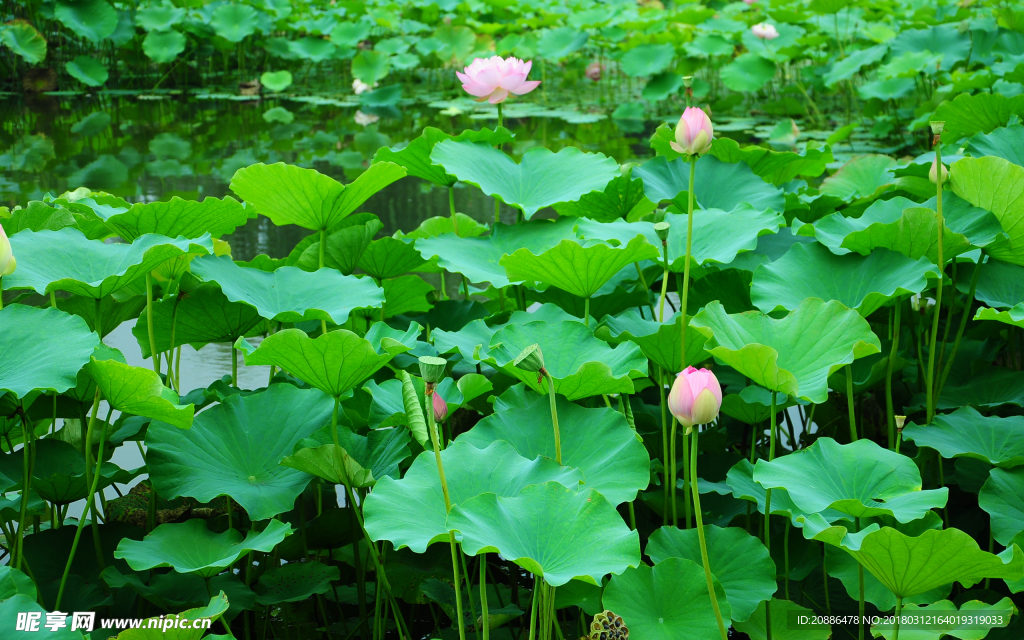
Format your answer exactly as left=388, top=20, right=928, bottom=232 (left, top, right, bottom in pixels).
left=319, top=228, right=328, bottom=336
left=168, top=296, right=181, bottom=392
left=937, top=253, right=984, bottom=396
left=846, top=365, right=857, bottom=442
left=926, top=123, right=945, bottom=424
left=449, top=186, right=460, bottom=237
left=885, top=299, right=903, bottom=450
left=893, top=597, right=903, bottom=640
left=480, top=554, right=490, bottom=640
left=528, top=576, right=539, bottom=640
left=690, top=428, right=729, bottom=640
left=857, top=517, right=865, bottom=640
left=679, top=156, right=697, bottom=371
left=658, top=368, right=669, bottom=524
left=763, top=390, right=777, bottom=640
left=145, top=275, right=159, bottom=374
left=670, top=418, right=678, bottom=527
left=544, top=371, right=562, bottom=464
left=14, top=404, right=35, bottom=570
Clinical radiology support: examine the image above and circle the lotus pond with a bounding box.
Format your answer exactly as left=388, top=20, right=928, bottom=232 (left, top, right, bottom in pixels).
left=4, top=1, right=1024, bottom=640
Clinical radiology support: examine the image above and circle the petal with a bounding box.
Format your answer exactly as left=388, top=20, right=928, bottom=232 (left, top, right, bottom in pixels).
left=488, top=88, right=509, bottom=103
left=462, top=83, right=492, bottom=97
left=508, top=80, right=540, bottom=95
left=499, top=72, right=527, bottom=91
left=474, top=67, right=502, bottom=91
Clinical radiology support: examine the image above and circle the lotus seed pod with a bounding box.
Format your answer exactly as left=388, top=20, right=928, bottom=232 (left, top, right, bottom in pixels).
left=418, top=356, right=448, bottom=384
left=588, top=610, right=628, bottom=639
left=513, top=343, right=546, bottom=373
left=929, top=121, right=945, bottom=135
left=895, top=415, right=907, bottom=432
left=654, top=221, right=671, bottom=242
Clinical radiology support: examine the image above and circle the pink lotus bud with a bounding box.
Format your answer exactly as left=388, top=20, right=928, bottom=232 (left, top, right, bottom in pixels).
left=751, top=23, right=780, bottom=40
left=456, top=56, right=541, bottom=104
left=0, top=225, right=15, bottom=277
left=670, top=107, right=713, bottom=156
left=744, top=0, right=756, bottom=4
left=668, top=366, right=722, bottom=428
left=432, top=392, right=448, bottom=422
left=929, top=159, right=948, bottom=185
left=585, top=62, right=603, bottom=82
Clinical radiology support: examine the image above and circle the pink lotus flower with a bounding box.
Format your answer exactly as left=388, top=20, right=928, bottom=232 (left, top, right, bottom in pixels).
left=432, top=392, right=449, bottom=422
left=456, top=56, right=541, bottom=104
left=585, top=61, right=604, bottom=82
left=668, top=367, right=722, bottom=428
left=744, top=0, right=756, bottom=4
left=0, top=225, right=15, bottom=277
left=671, top=107, right=714, bottom=156
left=752, top=23, right=780, bottom=40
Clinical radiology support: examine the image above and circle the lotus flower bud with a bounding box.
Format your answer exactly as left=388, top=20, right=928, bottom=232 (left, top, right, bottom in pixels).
left=669, top=366, right=723, bottom=430
left=751, top=23, right=780, bottom=40
left=432, top=392, right=449, bottom=422
left=585, top=62, right=603, bottom=82
left=929, top=159, right=948, bottom=185
left=352, top=78, right=376, bottom=95
left=418, top=356, right=448, bottom=384
left=0, top=225, right=15, bottom=277
left=670, top=107, right=713, bottom=156
left=895, top=415, right=906, bottom=432
left=354, top=110, right=379, bottom=126
left=654, top=221, right=671, bottom=243
left=456, top=55, right=540, bottom=104
left=513, top=343, right=546, bottom=374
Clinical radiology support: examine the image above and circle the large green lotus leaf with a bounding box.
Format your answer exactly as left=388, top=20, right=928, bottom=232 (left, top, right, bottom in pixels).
left=824, top=540, right=951, bottom=612
left=979, top=468, right=1024, bottom=546
left=236, top=325, right=412, bottom=398
left=726, top=459, right=853, bottom=526
left=112, top=593, right=230, bottom=640
left=132, top=283, right=263, bottom=358
left=373, top=127, right=514, bottom=187
left=229, top=162, right=406, bottom=232
left=431, top=304, right=576, bottom=366
left=357, top=236, right=430, bottom=280
left=429, top=141, right=619, bottom=219
left=967, top=260, right=1024, bottom=308
left=754, top=437, right=947, bottom=522
left=0, top=305, right=99, bottom=399
left=950, top=156, right=1024, bottom=266
left=904, top=407, right=1024, bottom=468
left=0, top=594, right=84, bottom=640
left=819, top=154, right=895, bottom=203
left=281, top=416, right=411, bottom=488
left=690, top=298, right=881, bottom=402
left=721, top=52, right=776, bottom=92
left=20, top=439, right=142, bottom=504
left=66, top=55, right=107, bottom=87
left=720, top=386, right=794, bottom=425
left=929, top=93, right=1024, bottom=143
left=805, top=523, right=1024, bottom=598
left=4, top=228, right=213, bottom=298
left=500, top=235, right=659, bottom=299
left=142, top=29, right=185, bottom=63
left=191, top=255, right=383, bottom=324
left=937, top=367, right=1024, bottom=410
left=447, top=482, right=640, bottom=587
left=379, top=275, right=433, bottom=318
left=415, top=218, right=578, bottom=287
left=975, top=304, right=1024, bottom=329
left=146, top=384, right=334, bottom=521
left=0, top=566, right=36, bottom=601
left=135, top=5, right=185, bottom=32
left=84, top=196, right=251, bottom=241
left=647, top=525, right=775, bottom=623
left=481, top=320, right=648, bottom=400
left=733, top=599, right=830, bottom=640
left=87, top=357, right=193, bottom=429
left=751, top=243, right=939, bottom=316
left=0, top=22, right=47, bottom=64
left=662, top=207, right=784, bottom=271
left=803, top=193, right=1005, bottom=262
left=364, top=441, right=583, bottom=553
left=296, top=215, right=383, bottom=275
left=59, top=293, right=145, bottom=339
left=552, top=171, right=655, bottom=222
left=707, top=137, right=833, bottom=186
left=967, top=122, right=1024, bottom=166
left=634, top=155, right=785, bottom=212
left=254, top=561, right=340, bottom=605
left=871, top=598, right=1016, bottom=640
left=596, top=309, right=709, bottom=373
left=54, top=0, right=117, bottom=43
left=114, top=518, right=292, bottom=578
left=458, top=385, right=649, bottom=505
left=603, top=557, right=731, bottom=640
left=210, top=3, right=258, bottom=42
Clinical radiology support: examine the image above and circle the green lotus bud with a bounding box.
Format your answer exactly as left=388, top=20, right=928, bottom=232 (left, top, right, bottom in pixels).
left=513, top=343, right=545, bottom=373
left=654, top=221, right=670, bottom=243
left=418, top=356, right=447, bottom=384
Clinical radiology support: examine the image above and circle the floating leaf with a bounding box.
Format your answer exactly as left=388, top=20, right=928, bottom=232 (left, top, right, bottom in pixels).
left=690, top=298, right=881, bottom=402
left=65, top=55, right=108, bottom=87
left=210, top=3, right=258, bottom=43
left=146, top=384, right=334, bottom=520
left=54, top=0, right=117, bottom=43
left=448, top=482, right=640, bottom=587
left=364, top=441, right=583, bottom=553
left=260, top=70, right=293, bottom=92
left=430, top=141, right=619, bottom=220
left=458, top=385, right=650, bottom=505
left=0, top=305, right=99, bottom=399
left=114, top=518, right=292, bottom=578
left=603, top=557, right=730, bottom=640
left=143, top=30, right=185, bottom=64
left=0, top=21, right=47, bottom=64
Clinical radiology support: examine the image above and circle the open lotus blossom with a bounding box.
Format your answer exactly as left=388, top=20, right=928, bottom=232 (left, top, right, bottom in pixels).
left=929, top=158, right=949, bottom=184
left=354, top=110, right=379, bottom=126
left=457, top=56, right=541, bottom=104
left=752, top=22, right=780, bottom=40
left=585, top=61, right=604, bottom=81
left=0, top=225, right=15, bottom=277
left=432, top=392, right=449, bottom=422
left=671, top=107, right=714, bottom=156
left=352, top=78, right=376, bottom=95
left=668, top=367, right=723, bottom=428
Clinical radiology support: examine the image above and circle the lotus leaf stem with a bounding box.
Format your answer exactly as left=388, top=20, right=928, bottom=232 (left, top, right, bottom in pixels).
left=846, top=364, right=857, bottom=442
left=320, top=228, right=328, bottom=336
left=679, top=155, right=697, bottom=371
left=926, top=137, right=945, bottom=424
left=893, top=596, right=903, bottom=640
left=14, top=403, right=36, bottom=571
left=764, top=390, right=778, bottom=640
left=480, top=554, right=490, bottom=640
left=690, top=427, right=730, bottom=640
left=449, top=185, right=460, bottom=237
left=886, top=299, right=903, bottom=449
left=528, top=575, right=539, bottom=640
left=658, top=368, right=670, bottom=524
left=460, top=548, right=480, bottom=640
left=145, top=274, right=159, bottom=373
left=544, top=371, right=562, bottom=465
left=938, top=253, right=984, bottom=397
